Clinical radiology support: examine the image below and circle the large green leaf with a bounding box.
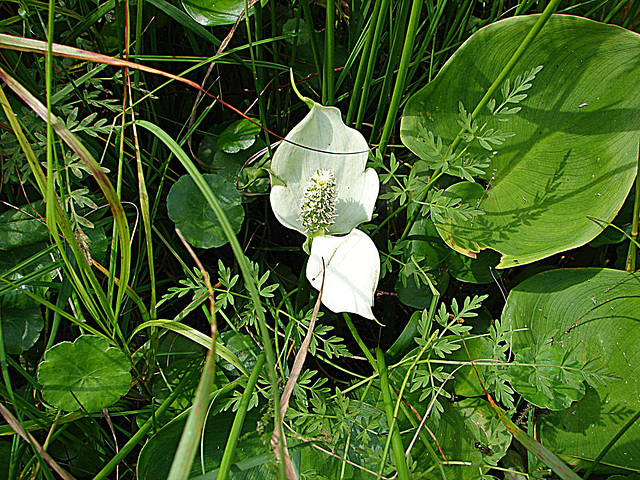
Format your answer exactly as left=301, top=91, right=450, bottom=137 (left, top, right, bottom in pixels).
left=167, top=174, right=244, bottom=249
left=38, top=335, right=131, bottom=412
left=401, top=15, right=640, bottom=268
left=504, top=268, right=640, bottom=472
left=137, top=403, right=272, bottom=479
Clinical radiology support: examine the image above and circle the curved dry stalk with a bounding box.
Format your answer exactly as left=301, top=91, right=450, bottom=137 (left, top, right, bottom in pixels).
left=271, top=261, right=325, bottom=479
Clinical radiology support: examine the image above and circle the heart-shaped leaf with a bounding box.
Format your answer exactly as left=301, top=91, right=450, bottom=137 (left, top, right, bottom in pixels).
left=401, top=15, right=640, bottom=268
left=38, top=335, right=131, bottom=413
left=167, top=174, right=244, bottom=249
left=504, top=268, right=640, bottom=471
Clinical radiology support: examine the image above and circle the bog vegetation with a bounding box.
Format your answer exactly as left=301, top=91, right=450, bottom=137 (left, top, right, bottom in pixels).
left=0, top=0, right=639, bottom=479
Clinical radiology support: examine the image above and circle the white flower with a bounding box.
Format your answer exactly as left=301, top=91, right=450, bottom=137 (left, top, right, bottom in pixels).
left=270, top=103, right=379, bottom=237
left=269, top=102, right=380, bottom=319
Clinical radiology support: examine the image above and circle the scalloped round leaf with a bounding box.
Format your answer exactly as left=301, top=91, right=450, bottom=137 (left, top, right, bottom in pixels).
left=401, top=15, right=640, bottom=268
left=504, top=269, right=640, bottom=471
left=167, top=174, right=244, bottom=249
left=38, top=335, right=131, bottom=413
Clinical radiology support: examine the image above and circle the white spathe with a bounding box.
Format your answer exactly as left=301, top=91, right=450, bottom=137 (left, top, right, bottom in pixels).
left=306, top=230, right=380, bottom=320
left=269, top=101, right=380, bottom=319
left=270, top=103, right=379, bottom=236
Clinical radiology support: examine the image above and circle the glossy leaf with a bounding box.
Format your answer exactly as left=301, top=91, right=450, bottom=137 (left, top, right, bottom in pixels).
left=504, top=268, right=640, bottom=471
left=216, top=119, right=261, bottom=154
left=1, top=307, right=43, bottom=355
left=38, top=335, right=131, bottom=412
left=167, top=174, right=244, bottom=249
left=182, top=0, right=252, bottom=26
left=401, top=15, right=640, bottom=268
left=137, top=404, right=271, bottom=479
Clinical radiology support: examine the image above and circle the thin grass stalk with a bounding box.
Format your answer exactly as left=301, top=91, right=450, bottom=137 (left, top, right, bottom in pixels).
left=345, top=0, right=383, bottom=124
left=378, top=0, right=422, bottom=155
left=217, top=353, right=266, bottom=480
left=323, top=0, right=335, bottom=104
left=252, top=0, right=269, bottom=140
left=0, top=81, right=115, bottom=331
left=342, top=313, right=376, bottom=369
left=300, top=0, right=323, bottom=88
left=45, top=0, right=57, bottom=333
left=134, top=0, right=144, bottom=86
left=354, top=0, right=392, bottom=129
left=134, top=120, right=286, bottom=479
left=370, top=0, right=412, bottom=141
left=270, top=0, right=282, bottom=132
left=167, top=230, right=218, bottom=479
left=93, top=366, right=202, bottom=480
left=376, top=348, right=410, bottom=480
left=627, top=146, right=640, bottom=271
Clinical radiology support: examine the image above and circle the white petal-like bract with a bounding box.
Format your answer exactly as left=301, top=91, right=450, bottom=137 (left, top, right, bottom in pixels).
left=306, top=230, right=380, bottom=319
left=270, top=103, right=378, bottom=236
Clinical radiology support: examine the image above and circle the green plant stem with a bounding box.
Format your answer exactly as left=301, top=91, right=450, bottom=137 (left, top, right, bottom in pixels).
left=399, top=0, right=561, bottom=240
left=342, top=313, right=377, bottom=369
left=217, top=353, right=266, bottom=480
left=93, top=366, right=201, bottom=480
left=323, top=0, right=335, bottom=104
left=354, top=0, right=391, bottom=129
left=167, top=232, right=218, bottom=480
left=378, top=0, right=422, bottom=155
left=345, top=0, right=383, bottom=124
left=371, top=0, right=412, bottom=143
left=627, top=149, right=640, bottom=271
left=300, top=0, right=323, bottom=88
left=134, top=121, right=286, bottom=479
left=376, top=349, right=410, bottom=480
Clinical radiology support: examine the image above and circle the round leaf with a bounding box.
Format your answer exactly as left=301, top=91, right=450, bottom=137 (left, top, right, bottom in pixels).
left=401, top=15, right=640, bottom=268
left=38, top=335, right=131, bottom=413
left=504, top=268, right=640, bottom=471
left=167, top=174, right=244, bottom=249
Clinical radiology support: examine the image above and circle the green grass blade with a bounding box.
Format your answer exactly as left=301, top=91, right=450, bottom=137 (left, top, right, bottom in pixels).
left=378, top=0, right=422, bottom=154
left=376, top=348, right=410, bottom=480
left=134, top=120, right=286, bottom=477
left=217, top=352, right=266, bottom=480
